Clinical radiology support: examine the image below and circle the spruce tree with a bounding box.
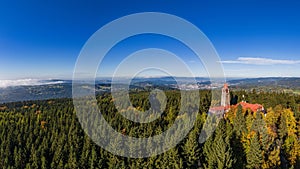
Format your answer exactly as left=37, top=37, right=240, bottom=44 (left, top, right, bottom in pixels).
left=182, top=130, right=200, bottom=168
left=246, top=133, right=263, bottom=169
left=203, top=120, right=235, bottom=169
left=234, top=104, right=247, bottom=136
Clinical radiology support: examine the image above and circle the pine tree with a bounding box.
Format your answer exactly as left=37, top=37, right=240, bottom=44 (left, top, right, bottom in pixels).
left=182, top=130, right=200, bottom=168
left=203, top=135, right=215, bottom=169
left=246, top=133, right=263, bottom=169
left=163, top=148, right=182, bottom=169
left=279, top=114, right=288, bottom=140
left=214, top=120, right=235, bottom=169
left=234, top=105, right=247, bottom=136
left=89, top=146, right=97, bottom=169
left=203, top=120, right=235, bottom=169
left=66, top=146, right=77, bottom=168
left=41, top=156, right=47, bottom=169
left=231, top=131, right=246, bottom=169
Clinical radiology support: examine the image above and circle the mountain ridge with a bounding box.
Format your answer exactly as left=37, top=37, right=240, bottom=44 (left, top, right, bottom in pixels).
left=0, top=77, right=299, bottom=103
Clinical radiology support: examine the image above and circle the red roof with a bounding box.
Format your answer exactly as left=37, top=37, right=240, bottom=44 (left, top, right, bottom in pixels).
left=236, top=102, right=263, bottom=112
left=210, top=102, right=263, bottom=113
left=223, top=83, right=228, bottom=88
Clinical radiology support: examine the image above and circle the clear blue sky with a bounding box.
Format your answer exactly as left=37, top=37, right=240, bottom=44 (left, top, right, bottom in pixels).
left=1, top=0, right=300, bottom=80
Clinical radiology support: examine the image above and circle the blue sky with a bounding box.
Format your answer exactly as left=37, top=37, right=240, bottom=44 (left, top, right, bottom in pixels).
left=1, top=0, right=300, bottom=80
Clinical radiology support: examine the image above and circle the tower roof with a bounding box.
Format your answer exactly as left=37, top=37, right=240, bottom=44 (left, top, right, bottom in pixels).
left=223, top=83, right=228, bottom=88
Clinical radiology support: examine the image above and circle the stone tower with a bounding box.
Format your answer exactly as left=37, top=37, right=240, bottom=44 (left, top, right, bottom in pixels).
left=221, top=83, right=230, bottom=107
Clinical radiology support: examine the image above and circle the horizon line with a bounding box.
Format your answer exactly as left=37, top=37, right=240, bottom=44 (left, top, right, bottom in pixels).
left=1, top=76, right=300, bottom=81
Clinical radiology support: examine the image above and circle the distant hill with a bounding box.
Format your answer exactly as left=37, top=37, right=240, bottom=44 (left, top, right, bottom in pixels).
left=228, top=77, right=300, bottom=90
left=0, top=77, right=299, bottom=103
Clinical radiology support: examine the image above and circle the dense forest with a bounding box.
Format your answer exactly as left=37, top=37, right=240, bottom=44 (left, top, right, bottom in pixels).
left=0, top=89, right=299, bottom=168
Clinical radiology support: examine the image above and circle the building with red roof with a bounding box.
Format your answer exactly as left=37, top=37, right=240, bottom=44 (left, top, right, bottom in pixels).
left=209, top=84, right=264, bottom=115
left=236, top=102, right=264, bottom=112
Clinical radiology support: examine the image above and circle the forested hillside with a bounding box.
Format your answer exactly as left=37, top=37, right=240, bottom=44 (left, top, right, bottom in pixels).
left=0, top=90, right=299, bottom=168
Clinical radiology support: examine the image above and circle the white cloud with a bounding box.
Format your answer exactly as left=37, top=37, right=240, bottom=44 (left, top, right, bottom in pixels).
left=220, top=57, right=300, bottom=65
left=0, top=79, right=64, bottom=88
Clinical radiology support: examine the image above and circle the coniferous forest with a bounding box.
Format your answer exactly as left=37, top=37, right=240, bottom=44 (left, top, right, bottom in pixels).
left=0, top=90, right=299, bottom=169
